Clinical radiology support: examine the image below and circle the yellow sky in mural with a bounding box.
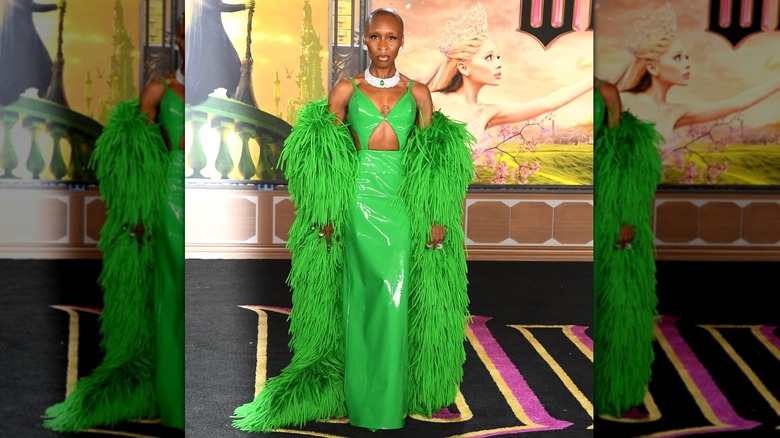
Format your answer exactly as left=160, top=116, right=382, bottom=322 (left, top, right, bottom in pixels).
left=219, top=1, right=330, bottom=120
left=25, top=0, right=142, bottom=120
left=595, top=0, right=780, bottom=126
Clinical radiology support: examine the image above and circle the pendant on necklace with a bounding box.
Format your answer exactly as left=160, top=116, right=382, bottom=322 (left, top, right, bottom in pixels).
left=364, top=67, right=400, bottom=88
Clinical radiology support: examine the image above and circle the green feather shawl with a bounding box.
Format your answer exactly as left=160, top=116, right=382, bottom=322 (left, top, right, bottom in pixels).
left=42, top=99, right=169, bottom=431
left=593, top=105, right=665, bottom=417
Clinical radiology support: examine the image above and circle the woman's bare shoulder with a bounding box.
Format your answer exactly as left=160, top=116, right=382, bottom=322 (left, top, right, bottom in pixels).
left=409, top=79, right=431, bottom=96
left=598, top=80, right=620, bottom=100
left=329, top=77, right=356, bottom=104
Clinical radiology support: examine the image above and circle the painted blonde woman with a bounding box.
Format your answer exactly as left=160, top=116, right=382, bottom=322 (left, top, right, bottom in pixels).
left=426, top=2, right=592, bottom=142
left=615, top=2, right=780, bottom=178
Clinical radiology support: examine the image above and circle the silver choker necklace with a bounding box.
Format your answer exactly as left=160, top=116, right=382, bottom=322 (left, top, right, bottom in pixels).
left=175, top=68, right=185, bottom=86
left=364, top=68, right=399, bottom=88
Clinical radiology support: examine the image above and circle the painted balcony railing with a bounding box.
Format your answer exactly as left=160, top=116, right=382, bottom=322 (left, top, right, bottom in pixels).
left=185, top=95, right=291, bottom=183
left=0, top=95, right=102, bottom=183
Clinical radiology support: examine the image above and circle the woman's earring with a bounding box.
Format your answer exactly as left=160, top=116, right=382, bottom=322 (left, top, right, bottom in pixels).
left=362, top=43, right=368, bottom=51
left=399, top=45, right=404, bottom=52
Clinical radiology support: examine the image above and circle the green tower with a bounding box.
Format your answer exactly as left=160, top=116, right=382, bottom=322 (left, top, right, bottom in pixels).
left=287, top=0, right=324, bottom=124
left=98, top=0, right=136, bottom=123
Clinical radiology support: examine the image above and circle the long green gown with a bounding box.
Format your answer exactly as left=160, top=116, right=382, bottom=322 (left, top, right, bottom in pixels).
left=154, top=81, right=185, bottom=429
left=593, top=80, right=665, bottom=417
left=342, top=78, right=417, bottom=430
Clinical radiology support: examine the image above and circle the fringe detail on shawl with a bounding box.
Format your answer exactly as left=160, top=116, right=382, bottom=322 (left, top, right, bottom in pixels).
left=593, top=110, right=664, bottom=417
left=231, top=98, right=356, bottom=432
left=397, top=111, right=475, bottom=416
left=276, top=97, right=358, bottom=238
left=42, top=99, right=168, bottom=431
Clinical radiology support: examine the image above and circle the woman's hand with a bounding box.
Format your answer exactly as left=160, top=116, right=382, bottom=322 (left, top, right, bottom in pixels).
left=130, top=224, right=145, bottom=247
left=426, top=224, right=446, bottom=250
left=615, top=224, right=634, bottom=249
left=319, top=224, right=334, bottom=251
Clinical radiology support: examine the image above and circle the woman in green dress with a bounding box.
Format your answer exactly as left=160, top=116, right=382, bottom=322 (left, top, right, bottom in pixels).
left=231, top=8, right=475, bottom=433
left=42, top=16, right=185, bottom=432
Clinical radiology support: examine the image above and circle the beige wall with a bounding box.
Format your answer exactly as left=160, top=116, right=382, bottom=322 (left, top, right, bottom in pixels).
left=2, top=188, right=778, bottom=261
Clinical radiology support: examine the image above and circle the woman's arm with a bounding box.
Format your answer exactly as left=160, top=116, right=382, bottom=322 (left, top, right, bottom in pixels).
left=327, top=78, right=353, bottom=124
left=139, top=79, right=165, bottom=126
left=317, top=79, right=354, bottom=247
left=597, top=78, right=633, bottom=247
left=219, top=0, right=253, bottom=13
left=131, top=79, right=168, bottom=243
left=412, top=81, right=434, bottom=128
left=598, top=79, right=622, bottom=128
left=485, top=76, right=593, bottom=129
left=32, top=1, right=60, bottom=12
left=677, top=76, right=780, bottom=128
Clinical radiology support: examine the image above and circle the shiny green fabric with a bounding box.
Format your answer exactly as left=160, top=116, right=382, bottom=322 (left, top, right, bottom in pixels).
left=158, top=80, right=184, bottom=148
left=343, top=149, right=410, bottom=430
left=154, top=149, right=185, bottom=429
left=347, top=78, right=415, bottom=150
left=342, top=80, right=416, bottom=430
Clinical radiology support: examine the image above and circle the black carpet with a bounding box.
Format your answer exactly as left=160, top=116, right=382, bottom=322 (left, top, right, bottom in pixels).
left=5, top=259, right=775, bottom=437
left=185, top=259, right=594, bottom=437
left=595, top=261, right=780, bottom=437
left=0, top=259, right=183, bottom=438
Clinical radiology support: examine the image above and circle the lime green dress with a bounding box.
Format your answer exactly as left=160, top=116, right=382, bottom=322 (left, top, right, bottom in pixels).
left=154, top=80, right=185, bottom=429
left=593, top=80, right=665, bottom=416
left=342, top=79, right=417, bottom=430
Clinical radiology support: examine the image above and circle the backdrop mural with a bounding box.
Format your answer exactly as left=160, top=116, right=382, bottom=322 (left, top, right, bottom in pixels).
left=183, top=0, right=329, bottom=181
left=0, top=0, right=143, bottom=181
left=188, top=0, right=594, bottom=186
left=374, top=0, right=594, bottom=185
left=594, top=0, right=780, bottom=186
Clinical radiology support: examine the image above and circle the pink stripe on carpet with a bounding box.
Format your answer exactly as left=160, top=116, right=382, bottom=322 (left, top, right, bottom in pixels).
left=467, top=315, right=572, bottom=435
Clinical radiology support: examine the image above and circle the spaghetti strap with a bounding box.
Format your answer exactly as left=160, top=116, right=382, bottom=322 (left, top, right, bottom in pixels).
left=350, top=77, right=358, bottom=90
left=406, top=79, right=413, bottom=94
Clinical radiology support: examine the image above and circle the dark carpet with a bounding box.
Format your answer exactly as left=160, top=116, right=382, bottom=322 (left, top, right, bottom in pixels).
left=184, top=259, right=594, bottom=438
left=0, top=259, right=184, bottom=438
left=595, top=261, right=780, bottom=437
left=6, top=258, right=774, bottom=437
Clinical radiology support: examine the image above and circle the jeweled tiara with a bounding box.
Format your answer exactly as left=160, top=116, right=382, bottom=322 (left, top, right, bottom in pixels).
left=626, top=2, right=677, bottom=55
left=435, top=2, right=489, bottom=54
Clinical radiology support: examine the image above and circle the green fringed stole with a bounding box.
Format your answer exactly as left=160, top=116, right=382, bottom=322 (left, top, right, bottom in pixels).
left=232, top=98, right=356, bottom=432
left=593, top=109, right=664, bottom=417
left=398, top=111, right=475, bottom=416
left=42, top=99, right=170, bottom=432
left=231, top=103, right=475, bottom=431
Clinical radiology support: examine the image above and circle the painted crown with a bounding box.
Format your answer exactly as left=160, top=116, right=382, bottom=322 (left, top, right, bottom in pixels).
left=435, top=2, right=489, bottom=54
left=626, top=2, right=677, bottom=55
